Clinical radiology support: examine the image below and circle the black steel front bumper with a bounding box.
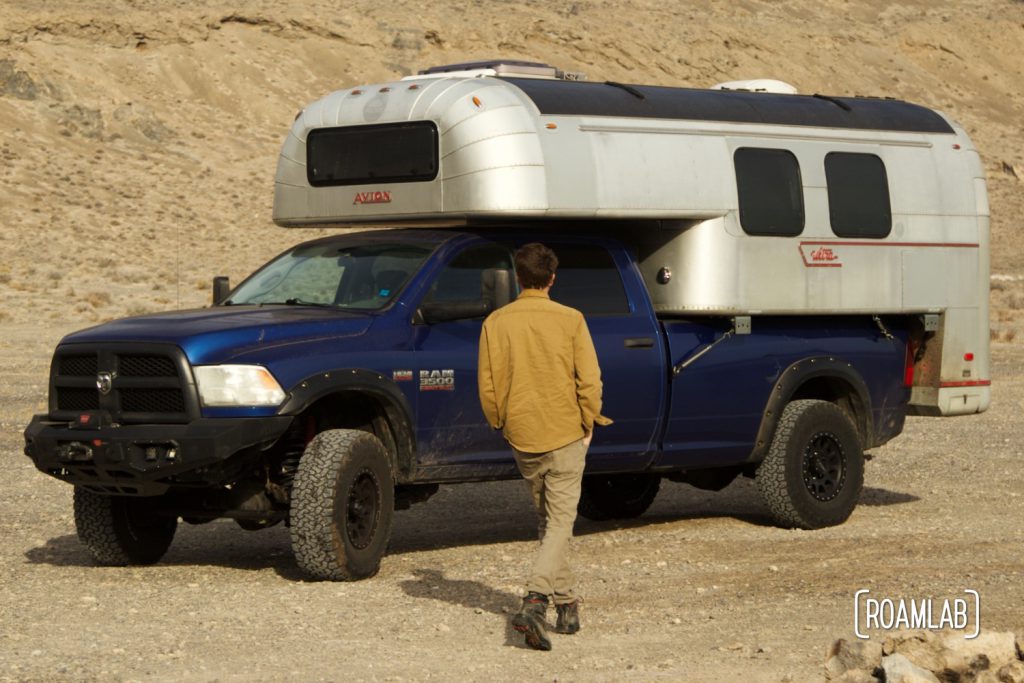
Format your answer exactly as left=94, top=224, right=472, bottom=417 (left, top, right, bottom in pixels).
left=23, top=415, right=293, bottom=496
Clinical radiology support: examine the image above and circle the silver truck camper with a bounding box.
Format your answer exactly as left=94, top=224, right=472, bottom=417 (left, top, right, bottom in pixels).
left=273, top=60, right=990, bottom=417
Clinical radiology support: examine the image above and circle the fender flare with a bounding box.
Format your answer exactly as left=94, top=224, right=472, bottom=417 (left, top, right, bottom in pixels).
left=277, top=369, right=416, bottom=480
left=746, top=356, right=874, bottom=464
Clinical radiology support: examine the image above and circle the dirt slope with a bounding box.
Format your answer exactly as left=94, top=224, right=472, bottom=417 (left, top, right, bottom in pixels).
left=1, top=0, right=1023, bottom=327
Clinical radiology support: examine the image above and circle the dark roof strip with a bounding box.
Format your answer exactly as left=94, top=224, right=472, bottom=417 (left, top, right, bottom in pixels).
left=500, top=77, right=954, bottom=134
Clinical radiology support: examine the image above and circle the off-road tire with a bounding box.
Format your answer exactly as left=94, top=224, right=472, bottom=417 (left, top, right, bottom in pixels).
left=73, top=488, right=178, bottom=565
left=755, top=399, right=864, bottom=529
left=290, top=429, right=395, bottom=581
left=577, top=473, right=661, bottom=521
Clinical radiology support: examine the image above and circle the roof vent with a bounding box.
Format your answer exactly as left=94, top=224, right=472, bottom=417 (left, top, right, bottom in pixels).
left=406, top=60, right=586, bottom=81
left=711, top=79, right=798, bottom=95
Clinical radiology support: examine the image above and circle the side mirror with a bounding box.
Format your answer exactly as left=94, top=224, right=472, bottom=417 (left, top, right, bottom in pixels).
left=413, top=267, right=515, bottom=324
left=417, top=300, right=491, bottom=324
left=212, top=276, right=231, bottom=305
left=482, top=268, right=514, bottom=310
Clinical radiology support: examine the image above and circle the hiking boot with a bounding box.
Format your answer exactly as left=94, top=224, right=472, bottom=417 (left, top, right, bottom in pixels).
left=511, top=592, right=551, bottom=651
left=555, top=600, right=580, bottom=634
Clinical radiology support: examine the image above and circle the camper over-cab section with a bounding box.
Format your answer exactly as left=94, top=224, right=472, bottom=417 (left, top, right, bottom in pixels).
left=273, top=61, right=989, bottom=417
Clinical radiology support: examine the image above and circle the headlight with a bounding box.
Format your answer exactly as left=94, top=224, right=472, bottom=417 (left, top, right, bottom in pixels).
left=194, top=365, right=286, bottom=407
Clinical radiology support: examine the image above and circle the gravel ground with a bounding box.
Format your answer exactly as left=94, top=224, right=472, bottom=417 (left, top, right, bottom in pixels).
left=1, top=325, right=1021, bottom=682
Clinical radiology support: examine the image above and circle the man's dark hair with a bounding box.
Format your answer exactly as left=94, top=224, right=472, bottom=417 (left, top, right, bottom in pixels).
left=515, top=243, right=559, bottom=289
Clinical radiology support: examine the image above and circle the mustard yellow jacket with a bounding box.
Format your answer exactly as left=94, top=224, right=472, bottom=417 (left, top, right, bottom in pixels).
left=478, top=289, right=611, bottom=453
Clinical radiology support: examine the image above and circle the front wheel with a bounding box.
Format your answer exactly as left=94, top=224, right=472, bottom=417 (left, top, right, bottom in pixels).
left=577, top=473, right=661, bottom=521
left=290, top=429, right=395, bottom=581
left=73, top=488, right=178, bottom=565
left=755, top=399, right=864, bottom=529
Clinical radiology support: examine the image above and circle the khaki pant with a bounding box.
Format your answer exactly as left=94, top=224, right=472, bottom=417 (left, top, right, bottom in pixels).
left=513, top=438, right=587, bottom=605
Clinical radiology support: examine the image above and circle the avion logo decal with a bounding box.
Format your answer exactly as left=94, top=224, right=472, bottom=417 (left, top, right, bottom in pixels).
left=811, top=247, right=839, bottom=262
left=799, top=242, right=843, bottom=268
left=353, top=191, right=392, bottom=205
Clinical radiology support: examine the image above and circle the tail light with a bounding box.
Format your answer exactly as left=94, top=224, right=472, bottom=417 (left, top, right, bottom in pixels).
left=904, top=339, right=919, bottom=387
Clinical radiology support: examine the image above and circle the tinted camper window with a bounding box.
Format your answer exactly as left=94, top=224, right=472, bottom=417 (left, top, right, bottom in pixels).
left=306, top=122, right=439, bottom=187
left=825, top=152, right=892, bottom=238
left=734, top=148, right=805, bottom=236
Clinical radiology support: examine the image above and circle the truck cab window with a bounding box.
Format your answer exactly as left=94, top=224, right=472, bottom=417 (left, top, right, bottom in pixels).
left=423, top=244, right=514, bottom=304
left=229, top=242, right=433, bottom=309
left=547, top=244, right=630, bottom=316
left=734, top=147, right=805, bottom=236
left=825, top=152, right=892, bottom=238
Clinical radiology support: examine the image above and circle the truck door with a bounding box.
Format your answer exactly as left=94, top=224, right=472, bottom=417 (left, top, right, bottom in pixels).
left=413, top=242, right=515, bottom=473
left=413, top=239, right=664, bottom=475
left=545, top=242, right=664, bottom=471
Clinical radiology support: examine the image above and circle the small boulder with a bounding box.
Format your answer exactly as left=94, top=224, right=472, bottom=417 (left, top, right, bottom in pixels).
left=996, top=659, right=1024, bottom=683
left=825, top=639, right=883, bottom=679
left=883, top=630, right=1018, bottom=675
left=881, top=653, right=940, bottom=683
left=830, top=671, right=880, bottom=683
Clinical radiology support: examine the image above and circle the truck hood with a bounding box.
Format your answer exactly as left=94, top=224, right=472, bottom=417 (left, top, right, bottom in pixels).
left=59, top=305, right=376, bottom=365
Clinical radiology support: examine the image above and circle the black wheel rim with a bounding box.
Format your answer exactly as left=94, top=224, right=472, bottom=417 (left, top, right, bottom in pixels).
left=801, top=432, right=846, bottom=501
left=346, top=468, right=380, bottom=550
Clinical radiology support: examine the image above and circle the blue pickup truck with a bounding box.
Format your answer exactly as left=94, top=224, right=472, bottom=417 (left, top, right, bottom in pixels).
left=25, top=226, right=912, bottom=580
left=25, top=60, right=990, bottom=580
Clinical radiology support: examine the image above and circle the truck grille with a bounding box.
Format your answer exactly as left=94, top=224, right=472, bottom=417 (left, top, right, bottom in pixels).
left=118, top=355, right=178, bottom=377
left=59, top=354, right=98, bottom=377
left=56, top=387, right=101, bottom=411
left=50, top=344, right=197, bottom=424
left=120, top=388, right=187, bottom=414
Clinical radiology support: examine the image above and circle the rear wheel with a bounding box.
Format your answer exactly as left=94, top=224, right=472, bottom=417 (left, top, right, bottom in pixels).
left=577, top=473, right=661, bottom=521
left=73, top=488, right=178, bottom=565
left=755, top=399, right=864, bottom=529
left=290, top=429, right=395, bottom=581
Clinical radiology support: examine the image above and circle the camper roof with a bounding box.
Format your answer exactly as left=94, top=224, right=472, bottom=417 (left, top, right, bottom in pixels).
left=500, top=77, right=954, bottom=133
left=409, top=59, right=585, bottom=81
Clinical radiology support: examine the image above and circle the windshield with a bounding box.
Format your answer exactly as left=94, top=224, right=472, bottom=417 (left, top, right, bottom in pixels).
left=227, top=241, right=434, bottom=310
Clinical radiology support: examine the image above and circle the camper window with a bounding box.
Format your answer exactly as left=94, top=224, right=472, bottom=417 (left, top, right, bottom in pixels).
left=824, top=152, right=892, bottom=239
left=306, top=122, right=438, bottom=187
left=734, top=148, right=805, bottom=237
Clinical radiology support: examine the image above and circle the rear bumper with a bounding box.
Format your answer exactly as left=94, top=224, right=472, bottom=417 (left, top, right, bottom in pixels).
left=23, top=415, right=293, bottom=496
left=908, top=382, right=991, bottom=416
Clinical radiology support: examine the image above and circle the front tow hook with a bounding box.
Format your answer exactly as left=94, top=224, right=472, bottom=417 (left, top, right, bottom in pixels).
left=56, top=441, right=94, bottom=462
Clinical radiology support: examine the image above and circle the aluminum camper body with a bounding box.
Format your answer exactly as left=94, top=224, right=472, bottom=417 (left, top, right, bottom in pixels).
left=273, top=68, right=989, bottom=416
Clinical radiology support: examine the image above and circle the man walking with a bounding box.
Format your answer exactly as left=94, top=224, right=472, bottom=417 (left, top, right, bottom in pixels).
left=478, top=242, right=610, bottom=651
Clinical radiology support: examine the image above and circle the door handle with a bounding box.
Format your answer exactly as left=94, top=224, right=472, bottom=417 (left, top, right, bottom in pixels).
left=623, top=337, right=655, bottom=349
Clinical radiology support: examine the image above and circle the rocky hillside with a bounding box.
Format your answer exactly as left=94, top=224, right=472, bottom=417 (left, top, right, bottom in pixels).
left=1, top=0, right=1023, bottom=330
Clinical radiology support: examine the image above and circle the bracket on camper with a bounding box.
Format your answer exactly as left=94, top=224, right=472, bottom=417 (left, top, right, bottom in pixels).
left=872, top=315, right=895, bottom=341
left=672, top=316, right=749, bottom=377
